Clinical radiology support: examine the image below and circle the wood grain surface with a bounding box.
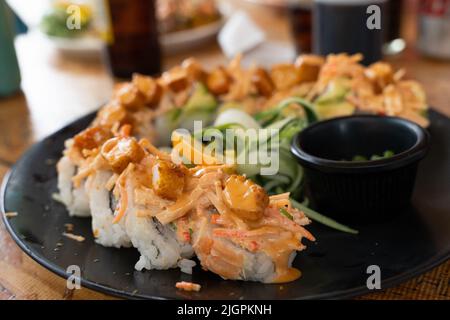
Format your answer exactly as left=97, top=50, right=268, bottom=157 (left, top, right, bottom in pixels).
left=0, top=0, right=448, bottom=300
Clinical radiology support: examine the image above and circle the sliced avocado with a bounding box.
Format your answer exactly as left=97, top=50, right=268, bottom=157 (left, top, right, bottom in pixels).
left=315, top=78, right=351, bottom=105
left=184, top=83, right=217, bottom=112
left=178, top=110, right=215, bottom=132
left=314, top=101, right=356, bottom=120
left=179, top=83, right=218, bottom=132
left=155, top=108, right=182, bottom=146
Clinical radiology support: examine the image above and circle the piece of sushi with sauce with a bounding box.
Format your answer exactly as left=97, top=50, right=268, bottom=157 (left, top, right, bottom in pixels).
left=85, top=169, right=131, bottom=248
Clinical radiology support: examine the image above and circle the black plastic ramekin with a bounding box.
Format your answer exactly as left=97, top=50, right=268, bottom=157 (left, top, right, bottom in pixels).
left=291, top=115, right=430, bottom=223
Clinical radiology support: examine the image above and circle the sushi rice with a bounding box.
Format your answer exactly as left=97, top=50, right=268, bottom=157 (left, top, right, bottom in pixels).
left=124, top=177, right=195, bottom=271
left=56, top=155, right=90, bottom=217
left=86, top=170, right=131, bottom=248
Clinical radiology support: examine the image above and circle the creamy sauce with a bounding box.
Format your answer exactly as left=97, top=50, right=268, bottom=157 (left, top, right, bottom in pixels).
left=222, top=175, right=268, bottom=221
left=167, top=193, right=193, bottom=212
left=260, top=234, right=303, bottom=283
left=273, top=267, right=302, bottom=283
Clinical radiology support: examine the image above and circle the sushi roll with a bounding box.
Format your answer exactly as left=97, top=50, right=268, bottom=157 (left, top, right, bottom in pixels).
left=159, top=170, right=315, bottom=283
left=193, top=229, right=281, bottom=283
left=56, top=154, right=90, bottom=217
left=192, top=216, right=306, bottom=283
left=125, top=195, right=195, bottom=271
left=99, top=136, right=195, bottom=271
left=85, top=169, right=131, bottom=248
left=123, top=162, right=195, bottom=271
left=54, top=63, right=216, bottom=217
left=56, top=126, right=113, bottom=217
left=56, top=128, right=314, bottom=283
left=98, top=135, right=314, bottom=282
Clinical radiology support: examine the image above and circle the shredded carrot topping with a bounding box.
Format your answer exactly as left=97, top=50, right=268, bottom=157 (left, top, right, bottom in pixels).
left=210, top=213, right=221, bottom=224
left=175, top=281, right=201, bottom=292
left=112, top=164, right=134, bottom=223
left=139, top=138, right=172, bottom=161
left=113, top=179, right=128, bottom=224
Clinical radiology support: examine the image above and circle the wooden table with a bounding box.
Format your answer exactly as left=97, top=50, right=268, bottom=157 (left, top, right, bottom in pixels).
left=0, top=0, right=448, bottom=300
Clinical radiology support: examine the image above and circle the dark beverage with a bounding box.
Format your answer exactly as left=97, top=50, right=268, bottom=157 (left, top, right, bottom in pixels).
left=384, top=0, right=405, bottom=55
left=105, top=0, right=161, bottom=78
left=313, top=0, right=388, bottom=65
left=287, top=0, right=313, bottom=54
left=386, top=0, right=403, bottom=42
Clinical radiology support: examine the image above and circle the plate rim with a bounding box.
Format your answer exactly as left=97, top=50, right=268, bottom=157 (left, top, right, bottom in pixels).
left=1, top=110, right=449, bottom=300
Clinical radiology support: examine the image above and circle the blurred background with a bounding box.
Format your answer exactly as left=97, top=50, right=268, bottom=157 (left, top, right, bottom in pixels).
left=0, top=0, right=449, bottom=149
left=0, top=0, right=450, bottom=300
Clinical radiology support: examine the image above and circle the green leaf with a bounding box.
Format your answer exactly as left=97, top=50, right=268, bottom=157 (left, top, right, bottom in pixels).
left=184, top=83, right=217, bottom=112
left=383, top=150, right=395, bottom=158
left=352, top=155, right=368, bottom=162
left=254, top=97, right=318, bottom=126
left=275, top=97, right=319, bottom=124
left=214, top=108, right=261, bottom=129
left=291, top=199, right=359, bottom=234
left=314, top=77, right=351, bottom=105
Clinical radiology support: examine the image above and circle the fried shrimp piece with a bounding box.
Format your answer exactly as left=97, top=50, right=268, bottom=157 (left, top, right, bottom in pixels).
left=116, top=83, right=146, bottom=110
left=270, top=63, right=302, bottom=91
left=206, top=66, right=231, bottom=95
left=101, top=137, right=145, bottom=173
left=152, top=159, right=186, bottom=200
left=252, top=68, right=274, bottom=97
left=182, top=58, right=207, bottom=82
left=132, top=74, right=162, bottom=106
left=162, top=66, right=189, bottom=92
left=73, top=126, right=112, bottom=151
left=295, top=54, right=325, bottom=83
left=365, top=62, right=395, bottom=92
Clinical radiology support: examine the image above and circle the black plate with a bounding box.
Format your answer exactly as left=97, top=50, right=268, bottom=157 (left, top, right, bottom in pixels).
left=1, top=110, right=450, bottom=300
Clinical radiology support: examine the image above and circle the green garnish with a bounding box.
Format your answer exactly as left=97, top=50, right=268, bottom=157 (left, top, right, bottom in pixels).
left=280, top=208, right=294, bottom=221
left=191, top=97, right=359, bottom=235
left=291, top=199, right=359, bottom=235
left=352, top=155, right=368, bottom=161
left=351, top=150, right=395, bottom=162
left=189, top=228, right=193, bottom=238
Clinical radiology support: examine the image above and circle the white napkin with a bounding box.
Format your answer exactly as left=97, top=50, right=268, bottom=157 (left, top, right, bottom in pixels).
left=218, top=11, right=266, bottom=58
left=242, top=41, right=296, bottom=68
